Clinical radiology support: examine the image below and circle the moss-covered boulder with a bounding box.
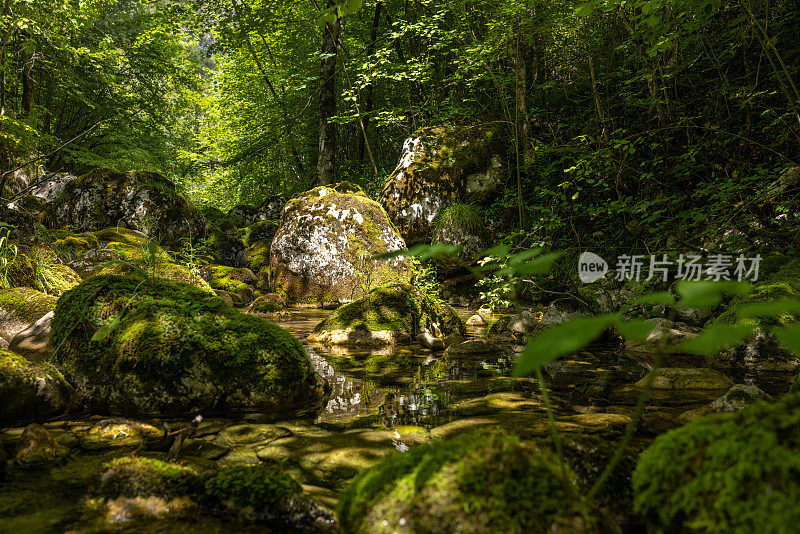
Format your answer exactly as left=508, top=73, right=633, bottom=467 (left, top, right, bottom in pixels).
left=270, top=183, right=411, bottom=303
left=0, top=287, right=57, bottom=341
left=379, top=125, right=505, bottom=244
left=249, top=293, right=285, bottom=314
left=9, top=244, right=82, bottom=296
left=0, top=204, right=45, bottom=243
left=50, top=275, right=324, bottom=416
left=633, top=392, right=800, bottom=532
left=712, top=258, right=800, bottom=373
left=43, top=168, right=206, bottom=248
left=100, top=456, right=202, bottom=499
left=338, top=430, right=601, bottom=533
left=0, top=349, right=79, bottom=424
left=432, top=203, right=491, bottom=273
left=308, top=283, right=465, bottom=347
left=201, top=265, right=259, bottom=306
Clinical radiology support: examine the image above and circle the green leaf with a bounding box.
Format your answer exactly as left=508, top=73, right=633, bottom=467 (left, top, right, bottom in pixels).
left=91, top=314, right=121, bottom=342
left=672, top=323, right=754, bottom=356
left=513, top=314, right=618, bottom=376
left=615, top=318, right=656, bottom=342
left=496, top=252, right=562, bottom=276
left=736, top=298, right=800, bottom=318
left=774, top=324, right=800, bottom=356
left=675, top=281, right=751, bottom=308
left=575, top=2, right=596, bottom=17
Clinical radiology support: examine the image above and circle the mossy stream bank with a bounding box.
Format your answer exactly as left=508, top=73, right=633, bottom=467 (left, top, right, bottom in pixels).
left=0, top=308, right=794, bottom=533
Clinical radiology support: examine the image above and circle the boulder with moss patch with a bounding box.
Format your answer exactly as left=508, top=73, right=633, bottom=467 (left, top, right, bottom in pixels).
left=633, top=392, right=800, bottom=532
left=338, top=430, right=602, bottom=533
left=44, top=168, right=206, bottom=248
left=100, top=456, right=202, bottom=499
left=308, top=283, right=465, bottom=347
left=14, top=423, right=70, bottom=465
left=50, top=275, right=324, bottom=416
left=270, top=183, right=411, bottom=304
left=0, top=287, right=57, bottom=341
left=432, top=203, right=491, bottom=273
left=200, top=265, right=259, bottom=306
left=0, top=349, right=79, bottom=424
left=379, top=125, right=505, bottom=244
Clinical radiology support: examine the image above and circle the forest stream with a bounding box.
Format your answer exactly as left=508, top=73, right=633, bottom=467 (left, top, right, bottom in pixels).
left=1, top=307, right=794, bottom=533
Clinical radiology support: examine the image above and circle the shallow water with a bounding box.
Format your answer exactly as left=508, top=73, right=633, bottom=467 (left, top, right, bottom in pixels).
left=0, top=307, right=794, bottom=532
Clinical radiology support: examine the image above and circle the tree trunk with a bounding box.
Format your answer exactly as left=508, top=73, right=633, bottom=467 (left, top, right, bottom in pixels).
left=316, top=1, right=340, bottom=186
left=358, top=0, right=382, bottom=163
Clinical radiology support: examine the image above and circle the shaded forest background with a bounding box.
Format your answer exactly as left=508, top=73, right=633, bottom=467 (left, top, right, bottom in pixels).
left=2, top=0, right=799, bottom=255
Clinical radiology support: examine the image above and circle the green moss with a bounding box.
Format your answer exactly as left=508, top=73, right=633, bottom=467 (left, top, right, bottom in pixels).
left=0, top=287, right=57, bottom=323
left=50, top=275, right=319, bottom=415
left=432, top=203, right=489, bottom=239
left=633, top=392, right=800, bottom=532
left=0, top=349, right=64, bottom=383
left=716, top=258, right=800, bottom=327
left=96, top=261, right=212, bottom=292
left=338, top=430, right=598, bottom=533
left=241, top=220, right=278, bottom=247
left=314, top=283, right=465, bottom=337
left=248, top=241, right=271, bottom=276
left=204, top=464, right=300, bottom=511
left=249, top=294, right=284, bottom=313
left=102, top=240, right=173, bottom=263
left=49, top=231, right=99, bottom=255
left=94, top=227, right=150, bottom=247
left=332, top=181, right=367, bottom=196
left=100, top=456, right=201, bottom=499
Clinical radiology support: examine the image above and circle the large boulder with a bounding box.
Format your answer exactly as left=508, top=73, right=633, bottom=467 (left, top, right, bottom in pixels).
left=270, top=183, right=411, bottom=304
left=0, top=349, right=79, bottom=424
left=337, top=431, right=602, bottom=533
left=379, top=125, right=505, bottom=244
left=0, top=287, right=57, bottom=342
left=50, top=275, right=324, bottom=416
left=308, top=283, right=465, bottom=347
left=44, top=169, right=206, bottom=248
left=9, top=311, right=54, bottom=361
left=24, top=172, right=78, bottom=202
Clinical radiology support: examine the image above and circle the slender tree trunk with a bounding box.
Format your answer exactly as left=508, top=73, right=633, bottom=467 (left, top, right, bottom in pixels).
left=358, top=0, right=382, bottom=163
left=316, top=0, right=340, bottom=186
left=515, top=30, right=531, bottom=167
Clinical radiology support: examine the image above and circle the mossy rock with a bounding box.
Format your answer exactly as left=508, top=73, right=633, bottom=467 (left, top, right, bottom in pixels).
left=8, top=244, right=82, bottom=296
left=0, top=349, right=79, bottom=424
left=94, top=227, right=150, bottom=246
left=338, top=430, right=601, bottom=533
left=204, top=463, right=329, bottom=527
left=44, top=169, right=206, bottom=249
left=271, top=184, right=411, bottom=304
left=13, top=423, right=70, bottom=466
left=241, top=220, right=278, bottom=247
left=50, top=275, right=323, bottom=416
left=205, top=226, right=246, bottom=267
left=99, top=456, right=202, bottom=499
left=432, top=203, right=491, bottom=273
left=0, top=287, right=57, bottom=341
left=633, top=392, right=800, bottom=532
left=249, top=294, right=285, bottom=314
left=49, top=230, right=100, bottom=255
left=96, top=260, right=212, bottom=293
left=379, top=125, right=506, bottom=244
left=309, top=283, right=465, bottom=346
left=711, top=259, right=800, bottom=370
left=202, top=265, right=258, bottom=306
